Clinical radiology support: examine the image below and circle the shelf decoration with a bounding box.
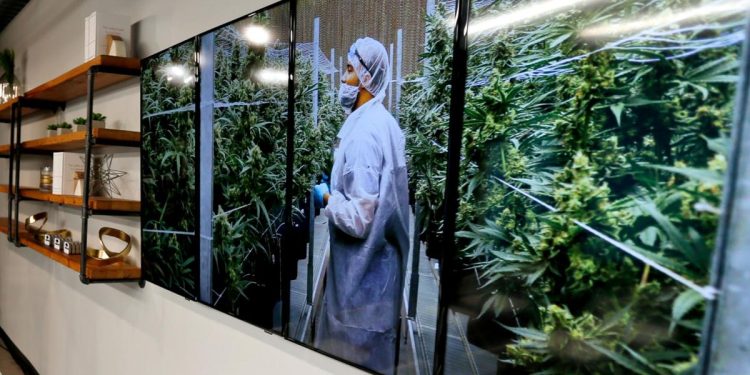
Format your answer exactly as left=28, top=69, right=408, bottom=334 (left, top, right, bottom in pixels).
left=57, top=122, right=73, bottom=135
left=87, top=154, right=126, bottom=197
left=24, top=212, right=71, bottom=242
left=47, top=124, right=58, bottom=137
left=86, top=227, right=132, bottom=266
left=39, top=166, right=53, bottom=192
left=72, top=113, right=106, bottom=132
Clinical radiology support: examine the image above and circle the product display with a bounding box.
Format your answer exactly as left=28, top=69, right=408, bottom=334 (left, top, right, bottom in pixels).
left=39, top=166, right=52, bottom=192
left=24, top=212, right=71, bottom=243
left=88, top=154, right=126, bottom=197
left=86, top=227, right=132, bottom=266
left=52, top=152, right=84, bottom=195
left=84, top=11, right=130, bottom=61
left=63, top=238, right=82, bottom=255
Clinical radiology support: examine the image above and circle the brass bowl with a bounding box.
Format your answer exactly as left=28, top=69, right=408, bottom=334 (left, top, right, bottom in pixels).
left=86, top=227, right=131, bottom=266
left=24, top=212, right=71, bottom=242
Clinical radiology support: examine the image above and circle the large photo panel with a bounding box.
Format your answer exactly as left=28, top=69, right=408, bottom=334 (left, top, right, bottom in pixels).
left=447, top=0, right=749, bottom=374
left=141, top=39, right=199, bottom=299
left=204, top=2, right=290, bottom=330
left=288, top=1, right=456, bottom=374
left=141, top=2, right=291, bottom=331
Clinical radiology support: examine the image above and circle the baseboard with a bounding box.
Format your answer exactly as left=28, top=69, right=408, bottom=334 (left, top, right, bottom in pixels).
left=0, top=325, right=39, bottom=375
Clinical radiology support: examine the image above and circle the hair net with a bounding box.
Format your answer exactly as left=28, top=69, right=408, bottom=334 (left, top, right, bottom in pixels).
left=347, top=37, right=391, bottom=98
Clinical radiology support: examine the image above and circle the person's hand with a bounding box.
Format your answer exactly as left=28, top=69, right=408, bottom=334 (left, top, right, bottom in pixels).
left=313, top=183, right=330, bottom=209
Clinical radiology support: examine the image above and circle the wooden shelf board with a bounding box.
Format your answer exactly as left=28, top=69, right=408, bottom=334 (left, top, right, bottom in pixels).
left=25, top=56, right=139, bottom=102
left=0, top=56, right=140, bottom=123
left=0, top=129, right=140, bottom=155
left=0, top=99, right=41, bottom=123
left=0, top=218, right=141, bottom=280
left=0, top=99, right=14, bottom=122
left=0, top=185, right=139, bottom=212
left=23, top=128, right=140, bottom=152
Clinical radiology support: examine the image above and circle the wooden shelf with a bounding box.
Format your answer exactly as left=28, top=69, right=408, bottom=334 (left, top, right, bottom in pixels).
left=0, top=56, right=139, bottom=122
left=0, top=56, right=141, bottom=284
left=0, top=98, right=42, bottom=124
left=0, top=185, right=139, bottom=213
left=0, top=129, right=140, bottom=156
left=0, top=218, right=141, bottom=280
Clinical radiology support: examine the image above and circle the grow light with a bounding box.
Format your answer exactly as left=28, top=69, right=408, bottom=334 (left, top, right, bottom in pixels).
left=256, top=68, right=288, bottom=85
left=245, top=25, right=271, bottom=46
left=580, top=0, right=750, bottom=39
left=465, top=0, right=605, bottom=37
left=164, top=64, right=187, bottom=82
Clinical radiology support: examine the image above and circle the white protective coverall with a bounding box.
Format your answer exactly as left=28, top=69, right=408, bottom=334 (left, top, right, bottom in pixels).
left=314, top=38, right=410, bottom=374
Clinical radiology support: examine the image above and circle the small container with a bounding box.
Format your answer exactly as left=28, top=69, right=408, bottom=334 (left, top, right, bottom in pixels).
left=40, top=166, right=53, bottom=192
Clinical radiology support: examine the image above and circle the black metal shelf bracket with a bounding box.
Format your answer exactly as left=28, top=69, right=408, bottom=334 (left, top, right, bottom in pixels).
left=6, top=101, right=17, bottom=243
left=79, top=68, right=96, bottom=284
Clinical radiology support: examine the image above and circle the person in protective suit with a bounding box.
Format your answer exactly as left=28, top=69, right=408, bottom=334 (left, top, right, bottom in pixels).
left=312, top=37, right=410, bottom=374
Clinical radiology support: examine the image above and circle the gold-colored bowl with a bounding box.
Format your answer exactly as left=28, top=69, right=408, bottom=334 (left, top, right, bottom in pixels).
left=24, top=212, right=71, bottom=242
left=86, top=227, right=131, bottom=266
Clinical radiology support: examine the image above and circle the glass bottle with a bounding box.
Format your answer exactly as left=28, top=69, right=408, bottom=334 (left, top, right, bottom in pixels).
left=40, top=165, right=53, bottom=192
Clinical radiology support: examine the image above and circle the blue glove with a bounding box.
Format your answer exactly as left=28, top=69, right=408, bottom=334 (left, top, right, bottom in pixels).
left=313, top=183, right=330, bottom=209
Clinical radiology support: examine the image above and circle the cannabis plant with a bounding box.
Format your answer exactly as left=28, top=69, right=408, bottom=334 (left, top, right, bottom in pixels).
left=142, top=41, right=198, bottom=298
left=403, top=0, right=743, bottom=373
left=210, top=13, right=340, bottom=322
left=400, top=3, right=454, bottom=255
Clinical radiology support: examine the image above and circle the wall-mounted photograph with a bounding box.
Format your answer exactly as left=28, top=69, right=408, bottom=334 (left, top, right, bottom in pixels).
left=139, top=0, right=750, bottom=374
left=287, top=1, right=473, bottom=374
left=204, top=1, right=290, bottom=329
left=447, top=0, right=747, bottom=373
left=141, top=39, right=198, bottom=299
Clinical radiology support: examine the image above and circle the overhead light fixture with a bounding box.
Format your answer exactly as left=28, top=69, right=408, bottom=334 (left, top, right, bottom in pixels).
left=163, top=64, right=190, bottom=85
left=256, top=68, right=288, bottom=85
left=165, top=64, right=186, bottom=79
left=245, top=25, right=271, bottom=46
left=466, top=0, right=605, bottom=37
left=580, top=0, right=750, bottom=39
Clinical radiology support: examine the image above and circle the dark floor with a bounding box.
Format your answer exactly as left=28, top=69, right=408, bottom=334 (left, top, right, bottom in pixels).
left=0, top=335, right=24, bottom=375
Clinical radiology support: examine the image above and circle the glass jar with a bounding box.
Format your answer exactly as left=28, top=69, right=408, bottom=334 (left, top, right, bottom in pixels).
left=40, top=166, right=53, bottom=192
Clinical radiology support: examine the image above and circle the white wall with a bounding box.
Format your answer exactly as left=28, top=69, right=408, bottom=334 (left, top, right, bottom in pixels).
left=0, top=0, right=362, bottom=374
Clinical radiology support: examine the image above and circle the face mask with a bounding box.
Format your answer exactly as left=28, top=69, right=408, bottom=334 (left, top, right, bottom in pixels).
left=339, top=83, right=359, bottom=114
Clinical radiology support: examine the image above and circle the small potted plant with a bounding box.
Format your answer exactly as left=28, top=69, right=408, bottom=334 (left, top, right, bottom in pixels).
left=57, top=122, right=73, bottom=135
left=73, top=113, right=106, bottom=132
left=47, top=124, right=58, bottom=137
